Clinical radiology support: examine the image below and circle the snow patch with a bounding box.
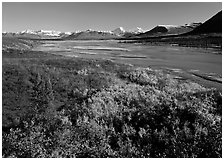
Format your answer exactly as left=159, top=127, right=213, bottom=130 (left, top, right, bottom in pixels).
left=158, top=25, right=179, bottom=29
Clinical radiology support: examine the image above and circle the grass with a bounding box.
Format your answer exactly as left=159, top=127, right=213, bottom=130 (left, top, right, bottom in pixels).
left=2, top=40, right=222, bottom=158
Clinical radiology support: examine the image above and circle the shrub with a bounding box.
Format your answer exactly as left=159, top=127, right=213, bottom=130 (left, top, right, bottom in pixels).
left=2, top=53, right=222, bottom=158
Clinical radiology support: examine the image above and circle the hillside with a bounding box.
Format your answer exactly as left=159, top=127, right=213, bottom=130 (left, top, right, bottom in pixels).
left=2, top=37, right=39, bottom=51
left=187, top=11, right=222, bottom=34
left=2, top=32, right=16, bottom=38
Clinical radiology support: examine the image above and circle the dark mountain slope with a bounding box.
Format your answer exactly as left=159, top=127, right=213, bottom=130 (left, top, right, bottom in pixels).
left=188, top=11, right=222, bottom=34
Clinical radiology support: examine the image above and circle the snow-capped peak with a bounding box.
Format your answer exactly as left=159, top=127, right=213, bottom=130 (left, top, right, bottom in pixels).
left=129, top=27, right=145, bottom=34
left=84, top=29, right=111, bottom=33
left=64, top=32, right=72, bottom=35
left=37, top=30, right=62, bottom=36
left=21, top=29, right=36, bottom=34
left=37, top=30, right=60, bottom=33
left=118, top=27, right=125, bottom=32
left=20, top=29, right=62, bottom=37
left=112, top=27, right=126, bottom=36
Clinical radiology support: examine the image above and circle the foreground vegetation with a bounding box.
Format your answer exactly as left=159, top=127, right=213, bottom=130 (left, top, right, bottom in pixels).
left=2, top=46, right=222, bottom=157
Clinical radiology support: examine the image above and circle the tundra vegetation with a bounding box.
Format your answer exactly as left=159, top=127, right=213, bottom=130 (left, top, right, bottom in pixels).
left=2, top=38, right=222, bottom=158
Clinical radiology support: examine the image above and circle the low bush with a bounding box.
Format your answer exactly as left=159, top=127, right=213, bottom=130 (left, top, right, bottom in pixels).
left=2, top=53, right=222, bottom=158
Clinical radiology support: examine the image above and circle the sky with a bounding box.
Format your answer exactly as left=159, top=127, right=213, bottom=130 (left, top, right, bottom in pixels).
left=2, top=2, right=222, bottom=32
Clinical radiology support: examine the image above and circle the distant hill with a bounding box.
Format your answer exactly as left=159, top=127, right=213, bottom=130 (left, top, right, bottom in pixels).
left=187, top=11, right=222, bottom=35
left=2, top=37, right=35, bottom=51
left=137, top=23, right=201, bottom=38
left=16, top=32, right=42, bottom=39
left=2, top=32, right=16, bottom=38
left=64, top=29, right=120, bottom=40
left=122, top=27, right=146, bottom=38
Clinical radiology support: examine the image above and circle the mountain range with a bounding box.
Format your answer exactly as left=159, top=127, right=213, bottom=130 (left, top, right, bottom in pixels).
left=2, top=27, right=145, bottom=39
left=2, top=11, right=222, bottom=40
left=2, top=30, right=72, bottom=39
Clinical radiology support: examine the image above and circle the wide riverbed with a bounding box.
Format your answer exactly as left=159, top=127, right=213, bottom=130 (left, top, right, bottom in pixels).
left=33, top=40, right=222, bottom=90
